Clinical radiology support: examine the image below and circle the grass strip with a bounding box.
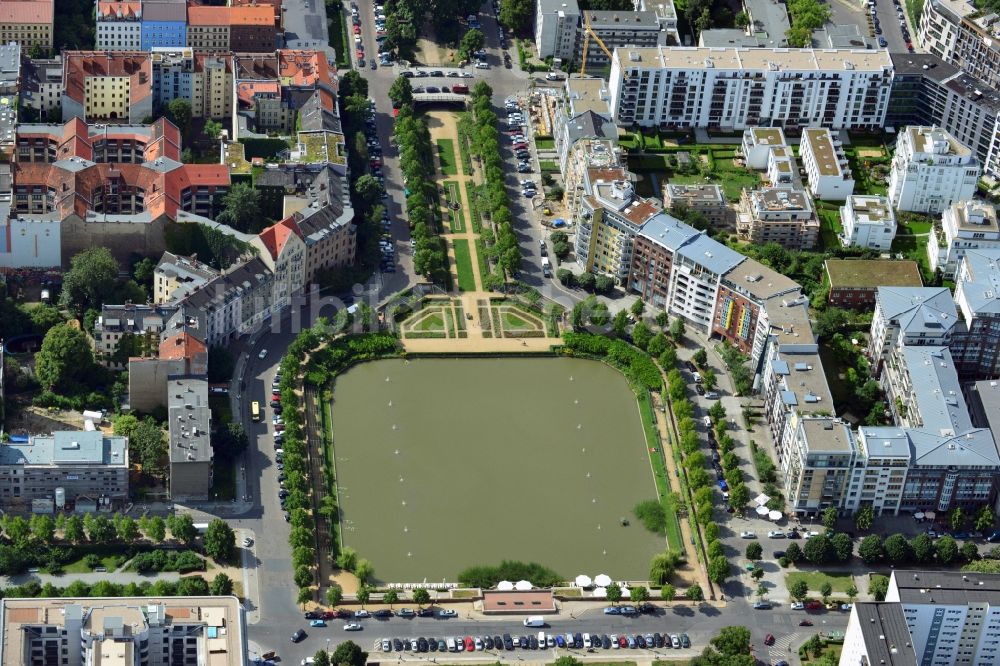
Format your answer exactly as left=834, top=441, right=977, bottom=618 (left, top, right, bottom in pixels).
left=452, top=239, right=476, bottom=291
left=637, top=390, right=683, bottom=552
left=437, top=138, right=458, bottom=175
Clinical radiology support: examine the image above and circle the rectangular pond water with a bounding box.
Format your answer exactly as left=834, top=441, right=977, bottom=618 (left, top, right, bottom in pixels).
left=330, top=357, right=665, bottom=583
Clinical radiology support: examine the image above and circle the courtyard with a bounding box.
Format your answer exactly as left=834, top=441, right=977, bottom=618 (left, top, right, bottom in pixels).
left=329, top=357, right=665, bottom=583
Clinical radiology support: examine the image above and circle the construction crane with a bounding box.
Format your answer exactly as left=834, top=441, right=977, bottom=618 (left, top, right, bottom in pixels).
left=579, top=11, right=615, bottom=77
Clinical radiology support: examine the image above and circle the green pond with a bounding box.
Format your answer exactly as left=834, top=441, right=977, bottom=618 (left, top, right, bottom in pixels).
left=330, top=357, right=665, bottom=583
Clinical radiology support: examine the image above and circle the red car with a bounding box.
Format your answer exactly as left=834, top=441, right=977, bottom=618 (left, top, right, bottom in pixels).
left=617, top=635, right=628, bottom=648
left=320, top=610, right=336, bottom=620
left=513, top=143, right=528, bottom=150
left=764, top=634, right=775, bottom=646
left=353, top=26, right=361, bottom=33
left=464, top=636, right=474, bottom=651
left=356, top=49, right=364, bottom=59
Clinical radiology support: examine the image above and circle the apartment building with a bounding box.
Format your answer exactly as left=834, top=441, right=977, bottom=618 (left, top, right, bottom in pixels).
left=952, top=249, right=1000, bottom=381
left=256, top=164, right=356, bottom=277
left=844, top=426, right=911, bottom=515
left=127, top=321, right=207, bottom=412
left=663, top=183, right=732, bottom=229
left=0, top=596, right=247, bottom=666
left=187, top=6, right=275, bottom=52
left=840, top=602, right=917, bottom=666
left=61, top=51, right=153, bottom=123
left=781, top=416, right=856, bottom=516
left=887, top=126, right=980, bottom=214
left=887, top=53, right=1000, bottom=180
left=737, top=186, right=819, bottom=250
left=0, top=431, right=128, bottom=507
left=575, top=176, right=663, bottom=281
left=928, top=200, right=1000, bottom=278
left=712, top=258, right=804, bottom=367
left=180, top=256, right=274, bottom=346
left=15, top=117, right=182, bottom=164
left=918, top=0, right=1000, bottom=91
left=21, top=56, right=61, bottom=114
left=867, top=286, right=959, bottom=374
left=840, top=194, right=896, bottom=251
left=560, top=135, right=619, bottom=224
left=151, top=48, right=233, bottom=120
left=741, top=127, right=787, bottom=169
left=608, top=46, right=894, bottom=131
left=252, top=216, right=307, bottom=312
left=93, top=303, right=180, bottom=368
left=576, top=11, right=666, bottom=71
left=639, top=0, right=680, bottom=45
left=885, top=570, right=1000, bottom=665
left=140, top=0, right=187, bottom=50
left=96, top=1, right=142, bottom=50
left=824, top=259, right=923, bottom=309
left=0, top=0, right=52, bottom=50
left=799, top=127, right=854, bottom=201
left=536, top=0, right=580, bottom=62
left=167, top=376, right=213, bottom=500
left=154, top=252, right=221, bottom=304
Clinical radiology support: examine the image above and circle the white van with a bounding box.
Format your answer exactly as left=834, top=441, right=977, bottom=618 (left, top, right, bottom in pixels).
left=523, top=616, right=546, bottom=627
left=537, top=631, right=546, bottom=645
left=692, top=371, right=702, bottom=383
left=446, top=637, right=457, bottom=652
left=583, top=634, right=592, bottom=648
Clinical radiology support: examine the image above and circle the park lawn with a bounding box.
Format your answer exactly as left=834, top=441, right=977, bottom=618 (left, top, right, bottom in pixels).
left=501, top=311, right=529, bottom=328
left=815, top=202, right=844, bottom=250
left=899, top=219, right=933, bottom=235
left=535, top=137, right=555, bottom=150
left=63, top=546, right=132, bottom=573
left=437, top=138, right=458, bottom=176
left=452, top=239, right=477, bottom=292
left=786, top=571, right=856, bottom=594
left=891, top=233, right=934, bottom=282
left=803, top=643, right=843, bottom=665
left=539, top=160, right=560, bottom=173
left=637, top=391, right=684, bottom=553
left=413, top=311, right=446, bottom=331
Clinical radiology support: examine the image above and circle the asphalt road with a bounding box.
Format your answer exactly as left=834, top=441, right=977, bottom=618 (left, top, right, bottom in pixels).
left=870, top=0, right=913, bottom=52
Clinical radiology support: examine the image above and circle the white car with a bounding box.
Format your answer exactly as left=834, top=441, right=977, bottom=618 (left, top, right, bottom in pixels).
left=790, top=602, right=805, bottom=610
left=475, top=61, right=490, bottom=69
left=344, top=622, right=363, bottom=631
left=258, top=349, right=268, bottom=359
left=768, top=530, right=785, bottom=538
left=740, top=531, right=757, bottom=538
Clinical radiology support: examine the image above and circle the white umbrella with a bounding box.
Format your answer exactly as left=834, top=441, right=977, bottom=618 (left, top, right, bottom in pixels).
left=924, top=511, right=936, bottom=520
left=769, top=510, right=782, bottom=521
left=592, top=587, right=607, bottom=597
left=515, top=580, right=533, bottom=591
left=754, top=493, right=770, bottom=506
left=497, top=581, right=514, bottom=591
left=594, top=574, right=612, bottom=587
left=619, top=584, right=630, bottom=596
left=913, top=512, right=925, bottom=520
left=575, top=574, right=593, bottom=588
left=756, top=505, right=769, bottom=516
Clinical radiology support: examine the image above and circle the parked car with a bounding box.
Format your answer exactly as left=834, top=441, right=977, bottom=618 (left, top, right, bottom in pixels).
left=740, top=531, right=756, bottom=538
left=309, top=619, right=326, bottom=627
left=344, top=623, right=363, bottom=631
left=291, top=629, right=306, bottom=642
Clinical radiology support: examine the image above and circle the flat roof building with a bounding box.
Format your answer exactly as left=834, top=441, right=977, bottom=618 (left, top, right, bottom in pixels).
left=888, top=126, right=980, bottom=214
left=737, top=186, right=819, bottom=250
left=0, top=431, right=128, bottom=508
left=663, top=183, right=732, bottom=229
left=799, top=127, right=854, bottom=201
left=825, top=259, right=923, bottom=308
left=0, top=595, right=247, bottom=666
left=167, top=377, right=213, bottom=500
left=840, top=195, right=896, bottom=251
left=840, top=602, right=918, bottom=666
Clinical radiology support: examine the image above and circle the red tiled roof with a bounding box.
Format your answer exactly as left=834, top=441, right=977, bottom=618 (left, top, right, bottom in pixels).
left=0, top=0, right=53, bottom=24
left=158, top=332, right=207, bottom=361
left=277, top=50, right=333, bottom=87
left=236, top=80, right=279, bottom=107
left=188, top=5, right=272, bottom=25
left=257, top=216, right=303, bottom=259
left=62, top=51, right=152, bottom=108
left=17, top=118, right=184, bottom=163
left=97, top=1, right=140, bottom=19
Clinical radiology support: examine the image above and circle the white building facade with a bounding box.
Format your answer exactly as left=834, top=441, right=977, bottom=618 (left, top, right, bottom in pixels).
left=839, top=195, right=896, bottom=251
left=535, top=0, right=581, bottom=62
left=928, top=199, right=1000, bottom=278
left=799, top=128, right=854, bottom=201
left=609, top=46, right=894, bottom=131
left=887, top=126, right=980, bottom=214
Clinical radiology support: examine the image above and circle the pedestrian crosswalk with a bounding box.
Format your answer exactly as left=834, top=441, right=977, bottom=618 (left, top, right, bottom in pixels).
left=768, top=632, right=804, bottom=664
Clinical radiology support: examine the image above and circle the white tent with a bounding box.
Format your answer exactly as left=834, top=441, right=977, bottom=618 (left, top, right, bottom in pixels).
left=754, top=493, right=770, bottom=506
left=592, top=587, right=607, bottom=597
left=924, top=511, right=937, bottom=520
left=594, top=574, right=612, bottom=587
left=769, top=510, right=782, bottom=521
left=497, top=581, right=514, bottom=591
left=913, top=512, right=925, bottom=520
left=756, top=505, right=769, bottom=516
left=575, top=575, right=593, bottom=588
left=515, top=580, right=533, bottom=591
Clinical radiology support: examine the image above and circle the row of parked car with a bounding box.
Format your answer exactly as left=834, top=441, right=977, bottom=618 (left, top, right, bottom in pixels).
left=378, top=630, right=691, bottom=653
left=506, top=98, right=533, bottom=175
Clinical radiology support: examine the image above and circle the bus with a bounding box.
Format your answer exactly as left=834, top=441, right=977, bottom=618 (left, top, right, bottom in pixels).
left=251, top=401, right=261, bottom=422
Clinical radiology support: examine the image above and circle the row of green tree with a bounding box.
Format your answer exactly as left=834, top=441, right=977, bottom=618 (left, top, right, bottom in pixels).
left=467, top=82, right=523, bottom=288
left=388, top=77, right=451, bottom=284
left=278, top=321, right=401, bottom=601
left=1, top=574, right=234, bottom=602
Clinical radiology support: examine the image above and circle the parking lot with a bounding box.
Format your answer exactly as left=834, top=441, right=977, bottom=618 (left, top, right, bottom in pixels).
left=868, top=0, right=914, bottom=51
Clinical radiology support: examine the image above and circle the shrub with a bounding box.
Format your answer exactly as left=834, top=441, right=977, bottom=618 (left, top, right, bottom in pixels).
left=633, top=500, right=666, bottom=535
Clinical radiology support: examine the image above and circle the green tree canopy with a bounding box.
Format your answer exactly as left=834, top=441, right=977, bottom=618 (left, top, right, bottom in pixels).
left=59, top=247, right=119, bottom=314
left=35, top=324, right=95, bottom=391
left=203, top=519, right=236, bottom=563
left=216, top=183, right=263, bottom=233
left=458, top=28, right=485, bottom=61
